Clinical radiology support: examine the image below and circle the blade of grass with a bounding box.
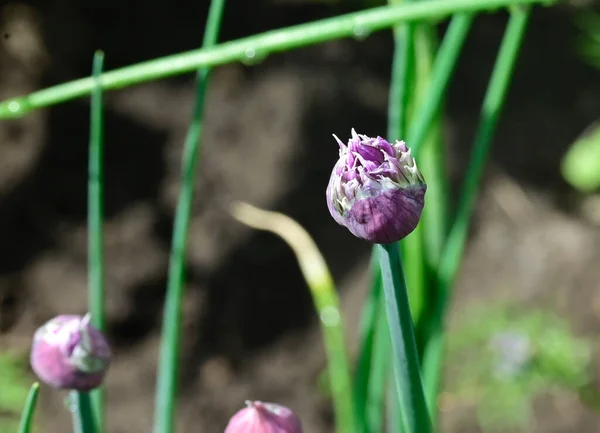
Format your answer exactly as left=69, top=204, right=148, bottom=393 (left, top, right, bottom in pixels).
left=153, top=2, right=226, bottom=433
left=0, top=0, right=556, bottom=118
left=230, top=202, right=356, bottom=433
left=87, top=49, right=106, bottom=433
left=421, top=7, right=531, bottom=426
left=70, top=391, right=97, bottom=433
left=378, top=243, right=431, bottom=433
left=17, top=383, right=39, bottom=433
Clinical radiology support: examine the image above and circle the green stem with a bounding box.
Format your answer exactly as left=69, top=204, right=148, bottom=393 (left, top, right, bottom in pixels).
left=17, top=383, right=40, bottom=433
left=71, top=391, right=97, bottom=433
left=378, top=243, right=431, bottom=433
left=0, top=0, right=555, bottom=119
left=88, top=50, right=106, bottom=433
left=153, top=2, right=226, bottom=433
left=354, top=250, right=382, bottom=433
left=421, top=7, right=531, bottom=425
left=407, top=13, right=474, bottom=157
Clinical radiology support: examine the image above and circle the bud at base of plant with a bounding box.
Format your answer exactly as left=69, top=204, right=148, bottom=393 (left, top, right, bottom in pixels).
left=225, top=401, right=302, bottom=433
left=30, top=314, right=111, bottom=391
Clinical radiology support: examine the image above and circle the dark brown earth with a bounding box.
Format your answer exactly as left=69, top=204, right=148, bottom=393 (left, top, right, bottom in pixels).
left=1, top=1, right=600, bottom=432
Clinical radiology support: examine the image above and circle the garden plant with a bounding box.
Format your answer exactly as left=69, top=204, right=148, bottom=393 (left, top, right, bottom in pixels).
left=0, top=0, right=594, bottom=432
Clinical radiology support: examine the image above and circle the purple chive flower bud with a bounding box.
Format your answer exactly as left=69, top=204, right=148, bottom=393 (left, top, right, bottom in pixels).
left=326, top=129, right=426, bottom=244
left=30, top=314, right=111, bottom=391
left=225, top=401, right=302, bottom=433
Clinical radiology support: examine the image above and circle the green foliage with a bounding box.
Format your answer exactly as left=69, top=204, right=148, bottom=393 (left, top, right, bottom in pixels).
left=562, top=12, right=600, bottom=192
left=0, top=353, right=32, bottom=433
left=561, top=122, right=600, bottom=193
left=445, top=303, right=592, bottom=432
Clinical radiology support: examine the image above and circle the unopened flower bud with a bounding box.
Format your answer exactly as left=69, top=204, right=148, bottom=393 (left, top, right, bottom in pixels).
left=225, top=401, right=302, bottom=433
left=326, top=129, right=427, bottom=244
left=30, top=314, right=111, bottom=391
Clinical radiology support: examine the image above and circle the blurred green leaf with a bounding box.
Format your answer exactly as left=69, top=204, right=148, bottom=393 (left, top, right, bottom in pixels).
left=561, top=122, right=600, bottom=193
left=0, top=353, right=31, bottom=433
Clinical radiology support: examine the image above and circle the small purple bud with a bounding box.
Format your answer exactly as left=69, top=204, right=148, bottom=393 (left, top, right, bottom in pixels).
left=224, top=401, right=302, bottom=433
left=30, top=314, right=111, bottom=391
left=326, top=129, right=426, bottom=244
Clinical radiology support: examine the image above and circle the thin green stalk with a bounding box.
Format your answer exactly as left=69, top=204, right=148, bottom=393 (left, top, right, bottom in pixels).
left=387, top=0, right=428, bottom=329
left=354, top=251, right=382, bottom=432
left=88, top=50, right=106, bottom=432
left=230, top=202, right=355, bottom=433
left=378, top=243, right=431, bottom=433
left=412, top=24, right=448, bottom=272
left=354, top=251, right=390, bottom=433
left=365, top=304, right=391, bottom=433
left=70, top=391, right=97, bottom=433
left=387, top=0, right=414, bottom=141
left=421, top=7, right=531, bottom=425
left=153, top=2, right=226, bottom=433
left=407, top=13, right=474, bottom=158
left=0, top=0, right=555, bottom=119
left=17, top=383, right=40, bottom=433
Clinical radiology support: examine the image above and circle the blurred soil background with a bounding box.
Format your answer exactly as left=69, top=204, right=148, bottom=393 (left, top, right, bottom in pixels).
left=1, top=0, right=600, bottom=432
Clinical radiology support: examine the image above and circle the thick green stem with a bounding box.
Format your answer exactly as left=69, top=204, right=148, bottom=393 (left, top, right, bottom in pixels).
left=70, top=392, right=97, bottom=433
left=0, top=0, right=554, bottom=119
left=378, top=243, right=431, bottom=433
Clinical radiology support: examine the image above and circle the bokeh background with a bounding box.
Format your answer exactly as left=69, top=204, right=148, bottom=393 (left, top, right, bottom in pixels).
left=1, top=0, right=600, bottom=432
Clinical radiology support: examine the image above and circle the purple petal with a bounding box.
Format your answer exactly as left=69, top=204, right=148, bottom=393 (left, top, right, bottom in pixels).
left=343, top=185, right=426, bottom=244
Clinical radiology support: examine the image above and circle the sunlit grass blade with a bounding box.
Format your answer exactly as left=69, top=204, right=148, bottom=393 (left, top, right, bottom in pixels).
left=0, top=0, right=558, bottom=119
left=70, top=391, right=97, bottom=433
left=87, top=49, right=106, bottom=433
left=421, top=7, right=531, bottom=426
left=230, top=201, right=355, bottom=433
left=378, top=243, right=431, bottom=433
left=17, top=383, right=40, bottom=433
left=153, top=2, right=226, bottom=433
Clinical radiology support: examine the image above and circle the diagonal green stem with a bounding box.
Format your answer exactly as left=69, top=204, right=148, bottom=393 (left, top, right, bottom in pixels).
left=153, top=2, right=226, bottom=433
left=0, top=0, right=555, bottom=119
left=408, top=13, right=474, bottom=157
left=17, top=383, right=40, bottom=433
left=378, top=243, right=431, bottom=433
left=421, top=7, right=531, bottom=425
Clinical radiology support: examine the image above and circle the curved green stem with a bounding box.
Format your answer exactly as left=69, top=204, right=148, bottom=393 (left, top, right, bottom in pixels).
left=0, top=0, right=555, bottom=119
left=17, top=383, right=40, bottom=433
